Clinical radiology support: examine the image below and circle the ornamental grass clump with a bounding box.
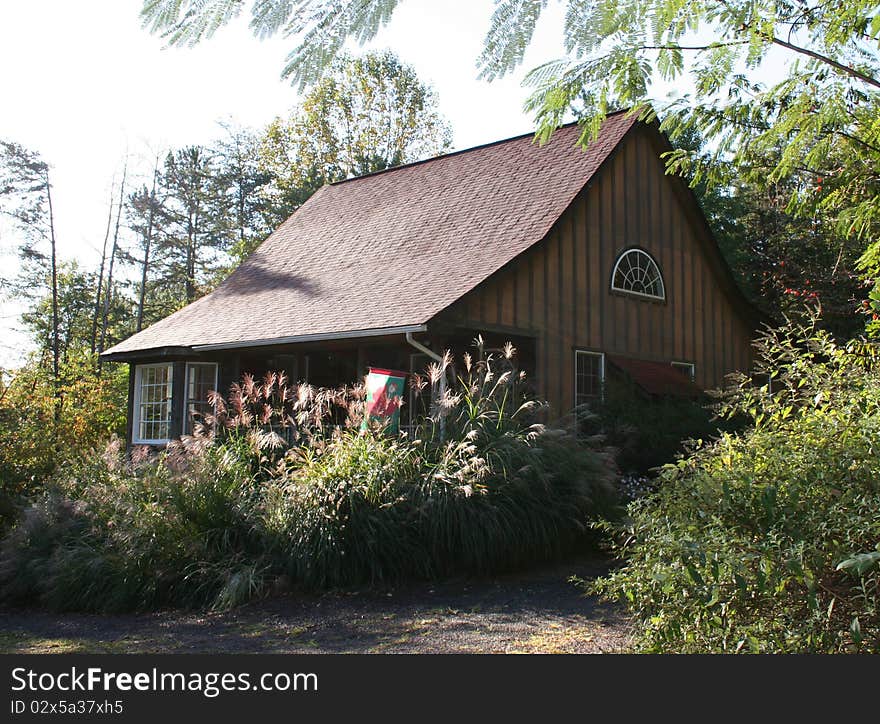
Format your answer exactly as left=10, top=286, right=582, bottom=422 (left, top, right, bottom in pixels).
left=0, top=438, right=269, bottom=612
left=0, top=341, right=617, bottom=611
left=262, top=431, right=428, bottom=588
left=592, top=313, right=880, bottom=653
left=412, top=340, right=617, bottom=575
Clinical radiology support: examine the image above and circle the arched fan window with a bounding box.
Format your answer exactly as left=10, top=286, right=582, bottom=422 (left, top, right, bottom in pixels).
left=611, top=248, right=666, bottom=300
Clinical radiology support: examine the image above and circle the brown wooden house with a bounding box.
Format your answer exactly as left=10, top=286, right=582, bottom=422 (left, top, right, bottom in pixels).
left=102, top=111, right=757, bottom=446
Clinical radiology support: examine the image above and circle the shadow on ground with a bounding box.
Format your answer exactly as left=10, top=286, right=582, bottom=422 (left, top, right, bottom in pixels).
left=0, top=556, right=632, bottom=654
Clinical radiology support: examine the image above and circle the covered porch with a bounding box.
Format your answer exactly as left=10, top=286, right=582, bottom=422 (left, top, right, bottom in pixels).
left=114, top=324, right=537, bottom=447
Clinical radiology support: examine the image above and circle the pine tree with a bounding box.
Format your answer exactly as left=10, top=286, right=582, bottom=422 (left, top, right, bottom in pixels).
left=0, top=140, right=62, bottom=430
left=153, top=146, right=229, bottom=306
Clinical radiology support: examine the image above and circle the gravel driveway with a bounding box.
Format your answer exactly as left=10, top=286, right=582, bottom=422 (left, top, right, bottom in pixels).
left=0, top=556, right=632, bottom=654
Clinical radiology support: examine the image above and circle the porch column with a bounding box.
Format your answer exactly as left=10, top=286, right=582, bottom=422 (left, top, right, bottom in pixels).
left=125, top=363, right=136, bottom=446
left=169, top=360, right=187, bottom=439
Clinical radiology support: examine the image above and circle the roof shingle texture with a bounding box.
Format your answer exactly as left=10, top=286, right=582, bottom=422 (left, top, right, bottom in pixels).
left=104, top=113, right=637, bottom=356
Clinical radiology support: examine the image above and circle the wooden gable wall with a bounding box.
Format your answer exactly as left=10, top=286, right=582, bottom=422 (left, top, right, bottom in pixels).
left=436, top=125, right=755, bottom=416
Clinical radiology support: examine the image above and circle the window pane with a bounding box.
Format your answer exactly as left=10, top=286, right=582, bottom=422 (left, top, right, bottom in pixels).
left=612, top=249, right=665, bottom=299
left=671, top=362, right=695, bottom=381
left=186, top=363, right=217, bottom=433
left=575, top=352, right=603, bottom=406
left=135, top=364, right=173, bottom=443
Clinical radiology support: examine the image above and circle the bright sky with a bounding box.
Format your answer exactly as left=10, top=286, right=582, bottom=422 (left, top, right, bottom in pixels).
left=0, top=0, right=577, bottom=367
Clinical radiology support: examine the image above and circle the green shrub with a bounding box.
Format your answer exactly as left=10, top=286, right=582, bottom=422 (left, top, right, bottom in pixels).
left=585, top=376, right=731, bottom=475
left=592, top=314, right=880, bottom=652
left=0, top=352, right=127, bottom=531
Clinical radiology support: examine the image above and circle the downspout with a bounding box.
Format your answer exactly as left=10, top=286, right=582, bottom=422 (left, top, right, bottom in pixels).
left=405, top=331, right=446, bottom=439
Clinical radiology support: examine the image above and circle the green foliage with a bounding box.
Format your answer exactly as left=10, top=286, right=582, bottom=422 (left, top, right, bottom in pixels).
left=593, top=312, right=880, bottom=652
left=21, top=262, right=133, bottom=364
left=676, top=128, right=867, bottom=339
left=257, top=50, right=452, bottom=219
left=262, top=432, right=425, bottom=588
left=586, top=375, right=728, bottom=475
left=0, top=440, right=267, bottom=612
left=0, top=352, right=127, bottom=529
left=140, top=1, right=404, bottom=88
left=0, top=343, right=617, bottom=611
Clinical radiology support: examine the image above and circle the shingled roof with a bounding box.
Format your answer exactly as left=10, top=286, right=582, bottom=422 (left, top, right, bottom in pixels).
left=103, top=111, right=638, bottom=358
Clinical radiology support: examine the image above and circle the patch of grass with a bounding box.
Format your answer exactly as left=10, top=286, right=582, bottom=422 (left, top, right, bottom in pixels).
left=0, top=631, right=133, bottom=655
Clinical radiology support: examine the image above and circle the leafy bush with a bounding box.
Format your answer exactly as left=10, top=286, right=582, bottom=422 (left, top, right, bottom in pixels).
left=584, top=375, right=730, bottom=475
left=0, top=352, right=127, bottom=530
left=593, top=313, right=880, bottom=652
left=0, top=342, right=617, bottom=611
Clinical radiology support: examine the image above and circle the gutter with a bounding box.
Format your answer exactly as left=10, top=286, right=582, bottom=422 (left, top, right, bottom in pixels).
left=190, top=324, right=428, bottom=352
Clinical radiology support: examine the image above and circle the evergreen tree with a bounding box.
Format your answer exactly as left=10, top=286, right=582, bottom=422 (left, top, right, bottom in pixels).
left=126, top=153, right=164, bottom=331
left=0, top=140, right=62, bottom=427
left=213, top=122, right=275, bottom=264
left=154, top=146, right=229, bottom=306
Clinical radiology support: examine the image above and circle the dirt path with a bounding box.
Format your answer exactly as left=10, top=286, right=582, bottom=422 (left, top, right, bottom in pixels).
left=0, top=556, right=632, bottom=654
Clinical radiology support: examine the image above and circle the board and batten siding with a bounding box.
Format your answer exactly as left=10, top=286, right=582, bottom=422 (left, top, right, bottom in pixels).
left=441, top=126, right=754, bottom=417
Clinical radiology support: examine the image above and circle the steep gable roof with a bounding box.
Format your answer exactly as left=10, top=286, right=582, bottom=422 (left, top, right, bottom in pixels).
left=104, top=111, right=638, bottom=357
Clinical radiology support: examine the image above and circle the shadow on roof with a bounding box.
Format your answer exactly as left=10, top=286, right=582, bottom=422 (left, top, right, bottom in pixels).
left=213, top=261, right=321, bottom=299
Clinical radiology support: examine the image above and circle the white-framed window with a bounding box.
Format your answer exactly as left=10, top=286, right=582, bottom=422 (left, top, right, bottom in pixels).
left=671, top=361, right=696, bottom=381
left=611, top=248, right=666, bottom=300
left=185, top=362, right=218, bottom=434
left=575, top=350, right=605, bottom=406
left=133, top=363, right=174, bottom=445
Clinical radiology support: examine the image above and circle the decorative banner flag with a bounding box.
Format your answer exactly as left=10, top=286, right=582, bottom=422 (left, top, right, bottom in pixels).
left=363, top=367, right=407, bottom=433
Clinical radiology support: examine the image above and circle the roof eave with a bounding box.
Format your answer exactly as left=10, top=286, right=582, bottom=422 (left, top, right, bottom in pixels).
left=101, top=324, right=430, bottom=361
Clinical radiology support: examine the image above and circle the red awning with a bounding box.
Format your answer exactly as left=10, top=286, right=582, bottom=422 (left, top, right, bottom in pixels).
left=607, top=356, right=703, bottom=397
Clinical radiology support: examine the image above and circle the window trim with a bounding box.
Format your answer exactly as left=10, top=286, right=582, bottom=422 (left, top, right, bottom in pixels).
left=184, top=362, right=219, bottom=435
left=610, top=247, right=666, bottom=301
left=574, top=349, right=606, bottom=406
left=132, top=363, right=174, bottom=446
left=671, top=360, right=696, bottom=382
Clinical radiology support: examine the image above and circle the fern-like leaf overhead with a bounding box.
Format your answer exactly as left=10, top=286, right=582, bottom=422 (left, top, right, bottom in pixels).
left=142, top=0, right=402, bottom=88
left=141, top=0, right=246, bottom=47
left=477, top=0, right=548, bottom=82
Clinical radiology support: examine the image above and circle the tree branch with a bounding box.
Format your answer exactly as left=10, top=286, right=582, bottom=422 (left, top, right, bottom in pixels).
left=639, top=41, right=749, bottom=51
left=769, top=34, right=880, bottom=89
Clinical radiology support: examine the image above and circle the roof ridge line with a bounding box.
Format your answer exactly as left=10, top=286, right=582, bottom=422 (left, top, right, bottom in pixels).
left=327, top=109, right=632, bottom=188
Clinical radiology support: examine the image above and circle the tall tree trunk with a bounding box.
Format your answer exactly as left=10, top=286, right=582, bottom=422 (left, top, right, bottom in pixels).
left=137, top=155, right=160, bottom=332
left=43, top=167, right=61, bottom=440
left=185, top=208, right=197, bottom=303
left=98, top=159, right=127, bottom=367
left=90, top=183, right=116, bottom=354
left=236, top=144, right=246, bottom=247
